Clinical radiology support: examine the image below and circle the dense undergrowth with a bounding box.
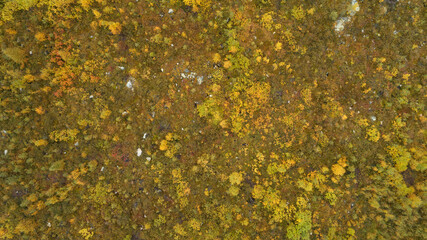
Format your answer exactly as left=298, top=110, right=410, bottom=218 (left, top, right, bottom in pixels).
left=0, top=0, right=425, bottom=239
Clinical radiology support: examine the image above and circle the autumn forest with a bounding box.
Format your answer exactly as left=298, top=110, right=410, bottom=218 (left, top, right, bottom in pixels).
left=0, top=0, right=425, bottom=239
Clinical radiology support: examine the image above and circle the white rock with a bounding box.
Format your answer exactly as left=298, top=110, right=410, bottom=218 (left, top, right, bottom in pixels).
left=126, top=81, right=133, bottom=89
left=197, top=76, right=204, bottom=85
left=137, top=148, right=142, bottom=157
left=335, top=17, right=349, bottom=32
left=351, top=0, right=360, bottom=14
left=334, top=0, right=360, bottom=32
left=4, top=150, right=8, bottom=155
left=168, top=9, right=174, bottom=14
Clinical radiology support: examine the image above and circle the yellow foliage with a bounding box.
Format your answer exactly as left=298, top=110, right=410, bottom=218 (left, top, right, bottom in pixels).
left=260, top=12, right=274, bottom=31
left=291, top=5, right=306, bottom=20
left=174, top=223, right=187, bottom=236
left=393, top=117, right=406, bottom=129
left=332, top=164, right=346, bottom=176
left=223, top=60, right=232, bottom=69
left=180, top=0, right=212, bottom=12
left=27, top=193, right=38, bottom=202
left=108, top=22, right=122, bottom=35
left=100, top=109, right=111, bottom=119
left=79, top=228, right=94, bottom=240
left=34, top=139, right=48, bottom=146
left=252, top=185, right=265, bottom=199
left=274, top=42, right=282, bottom=51
left=212, top=53, right=221, bottom=63
left=402, top=73, right=410, bottom=81
left=35, top=106, right=44, bottom=114
left=5, top=28, right=17, bottom=35
left=338, top=157, right=347, bottom=167
left=129, top=68, right=139, bottom=76
left=79, top=0, right=92, bottom=10
left=228, top=185, right=240, bottom=196
left=14, top=219, right=36, bottom=234
left=188, top=219, right=201, bottom=231
left=35, top=32, right=46, bottom=41
left=49, top=129, right=79, bottom=142
left=263, top=189, right=281, bottom=209
left=387, top=145, right=411, bottom=172
left=366, top=127, right=380, bottom=142
left=302, top=88, right=312, bottom=105
left=92, top=9, right=102, bottom=18
left=297, top=179, right=313, bottom=192
left=357, top=118, right=369, bottom=127
left=165, top=132, right=174, bottom=141
left=159, top=140, right=168, bottom=151
left=211, top=83, right=221, bottom=92
left=229, top=172, right=243, bottom=185
left=219, top=120, right=228, bottom=128
left=229, top=45, right=238, bottom=54
left=408, top=194, right=422, bottom=208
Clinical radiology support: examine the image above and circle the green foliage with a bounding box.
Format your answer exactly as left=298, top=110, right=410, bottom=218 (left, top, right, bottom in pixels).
left=325, top=192, right=337, bottom=206
left=286, top=210, right=312, bottom=240
left=197, top=98, right=223, bottom=125
left=387, top=145, right=411, bottom=172
left=291, top=5, right=306, bottom=20
left=2, top=47, right=26, bottom=63
left=49, top=160, right=65, bottom=171
left=227, top=185, right=240, bottom=196
left=1, top=0, right=37, bottom=21
left=49, top=129, right=79, bottom=142
left=229, top=172, right=243, bottom=185
left=86, top=182, right=112, bottom=205
left=297, top=179, right=313, bottom=192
